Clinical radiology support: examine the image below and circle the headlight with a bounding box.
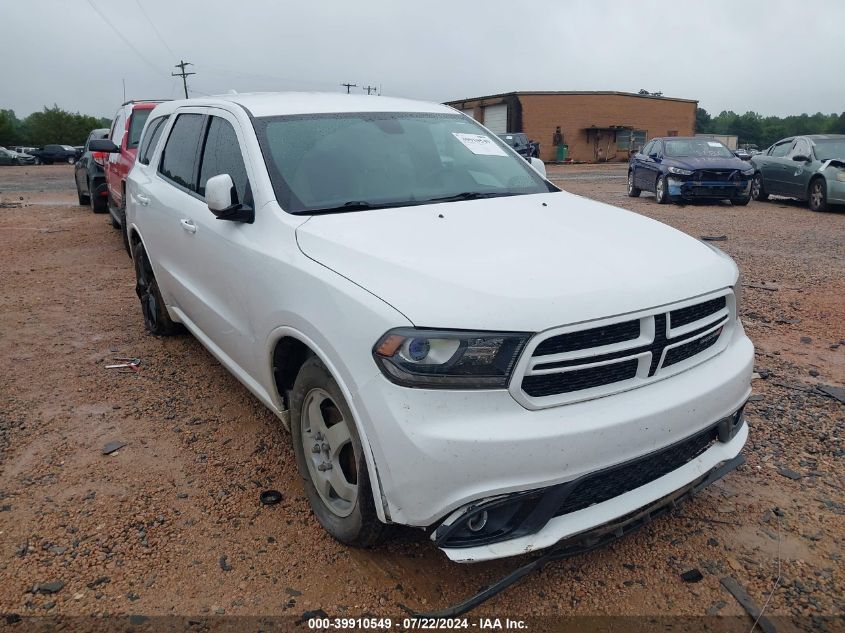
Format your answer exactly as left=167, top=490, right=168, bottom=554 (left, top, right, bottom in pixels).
left=373, top=328, right=530, bottom=388
left=667, top=166, right=694, bottom=176
left=741, top=168, right=754, bottom=176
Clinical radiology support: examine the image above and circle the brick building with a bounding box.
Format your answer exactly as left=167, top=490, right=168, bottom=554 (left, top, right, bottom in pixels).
left=444, top=91, right=697, bottom=163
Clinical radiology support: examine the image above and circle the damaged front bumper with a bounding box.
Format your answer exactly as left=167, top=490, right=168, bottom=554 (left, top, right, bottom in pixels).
left=667, top=176, right=751, bottom=200
left=435, top=418, right=747, bottom=562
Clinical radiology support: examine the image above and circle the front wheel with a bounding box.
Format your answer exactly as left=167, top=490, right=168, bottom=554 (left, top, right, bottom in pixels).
left=655, top=175, right=671, bottom=204
left=67, top=156, right=76, bottom=164
left=627, top=170, right=641, bottom=197
left=808, top=178, right=828, bottom=212
left=34, top=157, right=42, bottom=165
left=751, top=173, right=769, bottom=201
left=291, top=357, right=388, bottom=548
left=132, top=241, right=183, bottom=336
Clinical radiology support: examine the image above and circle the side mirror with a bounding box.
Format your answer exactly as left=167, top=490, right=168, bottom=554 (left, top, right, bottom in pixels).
left=530, top=157, right=546, bottom=179
left=649, top=152, right=660, bottom=161
left=205, top=173, right=254, bottom=223
left=87, top=139, right=119, bottom=153
left=792, top=154, right=810, bottom=162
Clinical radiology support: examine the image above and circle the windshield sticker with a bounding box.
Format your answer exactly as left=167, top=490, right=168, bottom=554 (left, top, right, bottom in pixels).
left=452, top=133, right=508, bottom=156
left=707, top=142, right=722, bottom=147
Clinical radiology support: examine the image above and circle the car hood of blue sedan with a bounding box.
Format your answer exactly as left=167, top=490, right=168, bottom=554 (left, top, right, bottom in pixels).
left=664, top=156, right=749, bottom=171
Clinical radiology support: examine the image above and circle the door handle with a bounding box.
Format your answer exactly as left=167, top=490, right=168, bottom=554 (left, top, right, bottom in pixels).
left=136, top=194, right=150, bottom=206
left=180, top=219, right=197, bottom=234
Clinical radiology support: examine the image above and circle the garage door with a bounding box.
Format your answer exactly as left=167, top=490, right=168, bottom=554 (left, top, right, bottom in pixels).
left=461, top=108, right=476, bottom=120
left=482, top=104, right=508, bottom=133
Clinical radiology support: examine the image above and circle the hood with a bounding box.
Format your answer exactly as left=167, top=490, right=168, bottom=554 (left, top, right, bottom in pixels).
left=665, top=156, right=749, bottom=171
left=295, top=192, right=738, bottom=331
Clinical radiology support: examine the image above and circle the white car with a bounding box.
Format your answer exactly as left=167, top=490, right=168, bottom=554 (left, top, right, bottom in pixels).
left=125, top=93, right=753, bottom=563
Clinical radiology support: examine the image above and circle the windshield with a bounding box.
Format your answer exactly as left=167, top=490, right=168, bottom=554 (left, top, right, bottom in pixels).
left=664, top=139, right=734, bottom=158
left=813, top=139, right=845, bottom=161
left=253, top=112, right=553, bottom=214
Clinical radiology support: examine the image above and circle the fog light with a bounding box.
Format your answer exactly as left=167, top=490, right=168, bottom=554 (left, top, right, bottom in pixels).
left=466, top=510, right=488, bottom=533
left=717, top=406, right=745, bottom=443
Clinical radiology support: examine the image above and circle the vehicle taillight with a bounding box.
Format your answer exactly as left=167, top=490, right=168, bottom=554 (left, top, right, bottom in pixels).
left=93, top=151, right=106, bottom=166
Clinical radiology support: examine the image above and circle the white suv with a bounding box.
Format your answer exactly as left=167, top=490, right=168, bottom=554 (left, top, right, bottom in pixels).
left=126, top=93, right=753, bottom=563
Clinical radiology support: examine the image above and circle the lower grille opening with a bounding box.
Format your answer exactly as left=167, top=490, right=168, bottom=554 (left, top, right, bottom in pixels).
left=553, top=425, right=718, bottom=517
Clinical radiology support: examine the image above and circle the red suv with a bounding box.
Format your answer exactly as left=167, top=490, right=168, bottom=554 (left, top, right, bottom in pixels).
left=96, top=100, right=168, bottom=252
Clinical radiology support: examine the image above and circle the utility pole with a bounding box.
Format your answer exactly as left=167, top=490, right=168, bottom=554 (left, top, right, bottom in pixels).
left=363, top=85, right=377, bottom=95
left=341, top=82, right=357, bottom=94
left=172, top=60, right=195, bottom=99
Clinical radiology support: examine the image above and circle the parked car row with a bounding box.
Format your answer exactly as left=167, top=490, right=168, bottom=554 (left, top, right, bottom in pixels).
left=73, top=92, right=753, bottom=564
left=0, top=146, right=36, bottom=165
left=626, top=134, right=844, bottom=211
left=497, top=132, right=540, bottom=160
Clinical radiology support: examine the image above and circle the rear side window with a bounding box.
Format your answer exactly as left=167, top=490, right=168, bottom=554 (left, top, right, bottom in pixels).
left=110, top=110, right=126, bottom=145
left=127, top=109, right=152, bottom=149
left=159, top=113, right=204, bottom=190
left=198, top=116, right=249, bottom=203
left=770, top=141, right=793, bottom=158
left=139, top=117, right=167, bottom=165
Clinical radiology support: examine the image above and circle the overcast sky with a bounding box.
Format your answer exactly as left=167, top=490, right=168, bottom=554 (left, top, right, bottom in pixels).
left=2, top=0, right=842, bottom=119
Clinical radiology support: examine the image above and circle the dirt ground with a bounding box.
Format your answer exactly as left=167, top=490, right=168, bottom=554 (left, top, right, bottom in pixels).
left=1, top=164, right=843, bottom=630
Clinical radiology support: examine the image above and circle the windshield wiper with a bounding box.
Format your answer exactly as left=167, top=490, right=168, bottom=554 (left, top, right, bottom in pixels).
left=423, top=191, right=518, bottom=203
left=303, top=200, right=404, bottom=214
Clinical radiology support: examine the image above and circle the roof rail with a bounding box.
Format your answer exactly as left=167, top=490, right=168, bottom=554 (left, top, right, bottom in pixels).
left=120, top=99, right=172, bottom=106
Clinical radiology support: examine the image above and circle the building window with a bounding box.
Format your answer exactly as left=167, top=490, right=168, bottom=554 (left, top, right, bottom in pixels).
left=616, top=129, right=647, bottom=151
left=668, top=130, right=678, bottom=137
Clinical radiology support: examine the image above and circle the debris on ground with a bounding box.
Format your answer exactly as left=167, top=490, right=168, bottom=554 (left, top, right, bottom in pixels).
left=260, top=490, right=283, bottom=505
left=700, top=235, right=727, bottom=241
left=680, top=569, right=703, bottom=583
left=720, top=577, right=778, bottom=633
left=818, top=384, right=845, bottom=404
left=101, top=441, right=127, bottom=455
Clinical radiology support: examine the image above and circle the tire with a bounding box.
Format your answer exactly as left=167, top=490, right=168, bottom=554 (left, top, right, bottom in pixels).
left=751, top=172, right=769, bottom=201
left=34, top=157, right=42, bottom=166
left=67, top=156, right=76, bottom=165
left=110, top=214, right=120, bottom=228
left=120, top=196, right=131, bottom=256
left=655, top=175, right=670, bottom=204
left=808, top=178, right=828, bottom=212
left=77, top=183, right=90, bottom=206
left=627, top=170, right=641, bottom=197
left=732, top=196, right=750, bottom=206
left=132, top=241, right=183, bottom=336
left=14, top=158, right=21, bottom=166
left=290, top=357, right=388, bottom=548
left=90, top=180, right=108, bottom=213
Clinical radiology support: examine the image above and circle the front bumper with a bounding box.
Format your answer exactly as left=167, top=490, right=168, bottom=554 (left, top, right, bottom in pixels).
left=668, top=176, right=751, bottom=199
left=355, top=324, right=753, bottom=541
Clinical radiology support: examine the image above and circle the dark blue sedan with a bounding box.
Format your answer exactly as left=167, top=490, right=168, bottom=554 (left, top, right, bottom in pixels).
left=627, top=137, right=755, bottom=205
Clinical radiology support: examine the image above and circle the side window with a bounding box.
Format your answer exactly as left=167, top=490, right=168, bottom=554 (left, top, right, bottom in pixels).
left=198, top=116, right=250, bottom=203
left=110, top=110, right=126, bottom=146
left=789, top=138, right=810, bottom=158
left=139, top=117, right=167, bottom=165
left=641, top=140, right=654, bottom=155
left=771, top=140, right=794, bottom=158
left=159, top=113, right=205, bottom=191
left=127, top=109, right=152, bottom=149
left=652, top=140, right=663, bottom=156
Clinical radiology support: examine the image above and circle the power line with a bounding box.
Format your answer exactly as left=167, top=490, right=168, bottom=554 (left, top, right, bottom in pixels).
left=133, top=0, right=178, bottom=59
left=172, top=61, right=196, bottom=99
left=84, top=0, right=164, bottom=78
left=341, top=82, right=357, bottom=94
left=363, top=85, right=378, bottom=95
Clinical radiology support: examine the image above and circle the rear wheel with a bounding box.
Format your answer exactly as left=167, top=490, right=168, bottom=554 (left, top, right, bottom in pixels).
left=132, top=241, right=183, bottom=336
left=291, top=357, right=388, bottom=547
left=627, top=170, right=641, bottom=197
left=655, top=175, right=670, bottom=204
left=808, top=178, right=828, bottom=212
left=751, top=172, right=769, bottom=201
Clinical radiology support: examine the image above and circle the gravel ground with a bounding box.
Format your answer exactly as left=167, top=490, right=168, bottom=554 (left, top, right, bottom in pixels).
left=0, top=164, right=843, bottom=630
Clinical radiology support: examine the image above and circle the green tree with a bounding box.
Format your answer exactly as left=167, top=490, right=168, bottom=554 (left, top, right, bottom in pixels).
left=830, top=112, right=845, bottom=134
left=0, top=109, right=22, bottom=146
left=695, top=107, right=711, bottom=133
left=22, top=105, right=110, bottom=146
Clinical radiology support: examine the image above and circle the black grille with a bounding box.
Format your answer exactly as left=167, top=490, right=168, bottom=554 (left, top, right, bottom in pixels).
left=664, top=327, right=723, bottom=367
left=695, top=170, right=735, bottom=182
left=553, top=425, right=718, bottom=517
left=522, top=359, right=638, bottom=397
left=533, top=320, right=640, bottom=357
left=670, top=296, right=726, bottom=328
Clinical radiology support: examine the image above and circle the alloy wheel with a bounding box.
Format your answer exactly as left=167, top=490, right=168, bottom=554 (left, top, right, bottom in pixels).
left=810, top=181, right=824, bottom=210
left=300, top=388, right=358, bottom=517
left=656, top=177, right=665, bottom=201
